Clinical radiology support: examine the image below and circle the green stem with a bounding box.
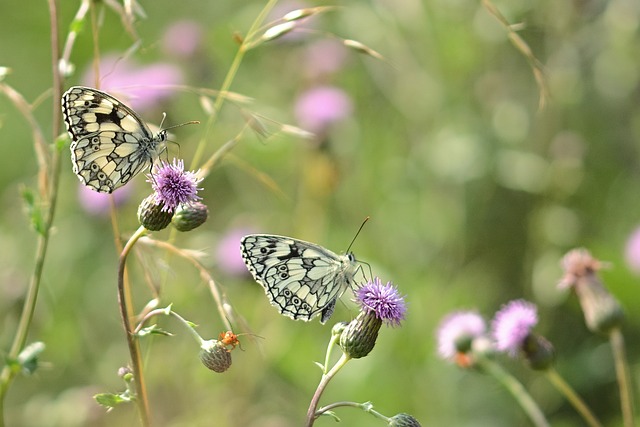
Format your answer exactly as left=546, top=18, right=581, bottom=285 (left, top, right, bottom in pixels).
left=477, top=356, right=550, bottom=427
left=609, top=327, right=635, bottom=427
left=545, top=368, right=602, bottom=427
left=0, top=1, right=63, bottom=424
left=190, top=0, right=278, bottom=170
left=134, top=307, right=205, bottom=346
left=322, top=332, right=341, bottom=375
left=305, top=353, right=351, bottom=427
left=316, top=401, right=389, bottom=422
left=117, top=226, right=151, bottom=427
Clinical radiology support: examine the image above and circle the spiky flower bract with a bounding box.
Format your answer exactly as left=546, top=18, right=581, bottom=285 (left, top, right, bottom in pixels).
left=200, top=339, right=232, bottom=373
left=137, top=194, right=173, bottom=231
left=171, top=202, right=209, bottom=231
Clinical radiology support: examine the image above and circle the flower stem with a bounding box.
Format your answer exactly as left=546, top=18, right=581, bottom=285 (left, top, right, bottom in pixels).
left=305, top=353, right=351, bottom=427
left=0, top=1, right=63, bottom=423
left=609, top=327, right=635, bottom=427
left=316, top=401, right=389, bottom=422
left=134, top=307, right=206, bottom=347
left=544, top=368, right=602, bottom=427
left=476, top=356, right=550, bottom=427
left=117, top=226, right=151, bottom=427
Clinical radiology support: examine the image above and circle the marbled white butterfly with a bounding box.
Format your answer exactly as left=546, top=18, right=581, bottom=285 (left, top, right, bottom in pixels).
left=240, top=234, right=359, bottom=323
left=62, top=86, right=195, bottom=193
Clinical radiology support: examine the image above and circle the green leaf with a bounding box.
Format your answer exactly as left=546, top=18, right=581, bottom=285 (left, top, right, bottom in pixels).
left=17, top=341, right=45, bottom=375
left=94, top=392, right=133, bottom=409
left=135, top=324, right=173, bottom=337
left=20, top=186, right=45, bottom=235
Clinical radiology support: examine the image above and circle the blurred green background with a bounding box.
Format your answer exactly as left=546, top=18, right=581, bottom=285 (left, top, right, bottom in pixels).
left=2, top=0, right=640, bottom=425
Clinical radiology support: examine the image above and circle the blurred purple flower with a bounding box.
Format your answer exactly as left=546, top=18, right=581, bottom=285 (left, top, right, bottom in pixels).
left=303, top=39, right=348, bottom=78
left=147, top=159, right=202, bottom=212
left=356, top=277, right=407, bottom=326
left=216, top=228, right=255, bottom=276
left=78, top=183, right=131, bottom=216
left=294, top=86, right=353, bottom=136
left=162, top=20, right=204, bottom=58
left=625, top=227, right=640, bottom=274
left=491, top=300, right=538, bottom=356
left=82, top=55, right=183, bottom=112
left=436, top=311, right=486, bottom=361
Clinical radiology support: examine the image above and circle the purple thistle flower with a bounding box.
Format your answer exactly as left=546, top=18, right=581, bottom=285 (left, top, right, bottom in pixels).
left=491, top=300, right=538, bottom=356
left=148, top=159, right=202, bottom=212
left=356, top=278, right=407, bottom=327
left=436, top=311, right=486, bottom=361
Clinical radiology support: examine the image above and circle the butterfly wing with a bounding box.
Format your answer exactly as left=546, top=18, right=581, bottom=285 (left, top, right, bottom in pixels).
left=62, top=86, right=163, bottom=193
left=240, top=234, right=358, bottom=323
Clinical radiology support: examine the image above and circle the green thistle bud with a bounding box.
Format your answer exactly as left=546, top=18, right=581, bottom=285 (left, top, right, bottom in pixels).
left=332, top=321, right=348, bottom=337
left=522, top=333, right=555, bottom=371
left=388, top=413, right=422, bottom=427
left=200, top=340, right=232, bottom=373
left=339, top=310, right=382, bottom=359
left=171, top=202, right=209, bottom=232
left=137, top=195, right=173, bottom=231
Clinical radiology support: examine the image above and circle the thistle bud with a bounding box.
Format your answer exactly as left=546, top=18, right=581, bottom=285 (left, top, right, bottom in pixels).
left=137, top=195, right=173, bottom=231
left=388, top=413, right=422, bottom=427
left=172, top=202, right=209, bottom=231
left=339, top=310, right=382, bottom=359
left=200, top=340, right=232, bottom=373
left=522, top=333, right=555, bottom=371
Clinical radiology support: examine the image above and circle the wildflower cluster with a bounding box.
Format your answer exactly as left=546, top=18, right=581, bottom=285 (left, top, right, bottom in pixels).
left=137, top=159, right=208, bottom=232
left=436, top=248, right=628, bottom=426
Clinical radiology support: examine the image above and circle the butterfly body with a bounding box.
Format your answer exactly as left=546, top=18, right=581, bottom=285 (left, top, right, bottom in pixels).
left=240, top=234, right=358, bottom=323
left=62, top=86, right=167, bottom=193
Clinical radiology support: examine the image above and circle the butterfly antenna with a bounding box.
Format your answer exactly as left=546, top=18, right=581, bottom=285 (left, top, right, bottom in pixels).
left=159, top=112, right=167, bottom=130
left=346, top=216, right=370, bottom=253
left=162, top=120, right=200, bottom=132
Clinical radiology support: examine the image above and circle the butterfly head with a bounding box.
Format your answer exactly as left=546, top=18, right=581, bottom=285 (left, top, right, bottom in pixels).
left=157, top=129, right=168, bottom=142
